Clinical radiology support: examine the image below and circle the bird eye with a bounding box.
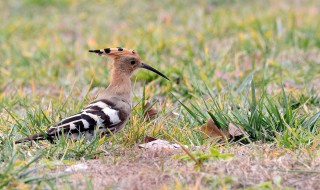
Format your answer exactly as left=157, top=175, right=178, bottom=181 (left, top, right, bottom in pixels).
left=130, top=60, right=136, bottom=65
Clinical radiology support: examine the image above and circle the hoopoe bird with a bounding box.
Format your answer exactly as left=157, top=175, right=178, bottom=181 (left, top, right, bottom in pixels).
left=15, top=47, right=169, bottom=144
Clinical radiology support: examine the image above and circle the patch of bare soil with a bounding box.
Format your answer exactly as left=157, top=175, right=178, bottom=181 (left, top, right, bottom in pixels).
left=55, top=144, right=320, bottom=190
left=207, top=144, right=320, bottom=189
left=56, top=149, right=176, bottom=190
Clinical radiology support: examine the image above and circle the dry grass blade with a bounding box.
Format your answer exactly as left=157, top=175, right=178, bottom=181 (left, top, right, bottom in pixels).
left=161, top=131, right=202, bottom=167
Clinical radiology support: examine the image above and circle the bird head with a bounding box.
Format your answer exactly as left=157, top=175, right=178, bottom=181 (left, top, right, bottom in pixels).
left=89, top=47, right=169, bottom=80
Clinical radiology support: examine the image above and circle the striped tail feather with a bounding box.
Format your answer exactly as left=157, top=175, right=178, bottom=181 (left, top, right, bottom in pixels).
left=14, top=133, right=49, bottom=144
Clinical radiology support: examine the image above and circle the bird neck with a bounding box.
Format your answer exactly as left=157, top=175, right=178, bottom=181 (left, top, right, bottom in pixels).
left=97, top=68, right=132, bottom=104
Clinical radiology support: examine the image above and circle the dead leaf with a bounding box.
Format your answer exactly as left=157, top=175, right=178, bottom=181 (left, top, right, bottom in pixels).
left=200, top=119, right=229, bottom=139
left=144, top=102, right=158, bottom=119
left=228, top=123, right=244, bottom=137
left=143, top=136, right=157, bottom=143
left=138, top=137, right=182, bottom=152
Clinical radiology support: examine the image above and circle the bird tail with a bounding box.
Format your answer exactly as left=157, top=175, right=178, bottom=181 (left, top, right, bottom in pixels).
left=15, top=133, right=47, bottom=144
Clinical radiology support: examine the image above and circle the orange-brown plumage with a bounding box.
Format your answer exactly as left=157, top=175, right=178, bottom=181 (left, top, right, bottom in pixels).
left=15, top=47, right=168, bottom=144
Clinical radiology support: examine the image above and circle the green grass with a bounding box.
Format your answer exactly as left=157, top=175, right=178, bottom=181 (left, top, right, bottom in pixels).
left=0, top=0, right=320, bottom=189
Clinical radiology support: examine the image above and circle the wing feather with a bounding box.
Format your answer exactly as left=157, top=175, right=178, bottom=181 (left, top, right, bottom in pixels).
left=45, top=99, right=124, bottom=139
left=15, top=99, right=130, bottom=143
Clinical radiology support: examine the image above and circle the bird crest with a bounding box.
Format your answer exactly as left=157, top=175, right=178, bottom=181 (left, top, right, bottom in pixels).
left=89, top=47, right=139, bottom=59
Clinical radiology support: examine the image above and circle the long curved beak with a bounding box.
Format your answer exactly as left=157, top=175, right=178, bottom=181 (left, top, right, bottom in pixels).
left=141, top=63, right=169, bottom=80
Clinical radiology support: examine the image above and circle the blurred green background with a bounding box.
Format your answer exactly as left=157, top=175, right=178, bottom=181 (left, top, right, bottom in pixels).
left=1, top=0, right=319, bottom=96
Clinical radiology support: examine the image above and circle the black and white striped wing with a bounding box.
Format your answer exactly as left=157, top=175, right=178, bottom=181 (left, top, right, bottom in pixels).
left=45, top=99, right=126, bottom=139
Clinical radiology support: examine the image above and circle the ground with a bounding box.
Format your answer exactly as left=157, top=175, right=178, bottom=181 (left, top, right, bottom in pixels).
left=54, top=144, right=320, bottom=189
left=0, top=0, right=320, bottom=189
